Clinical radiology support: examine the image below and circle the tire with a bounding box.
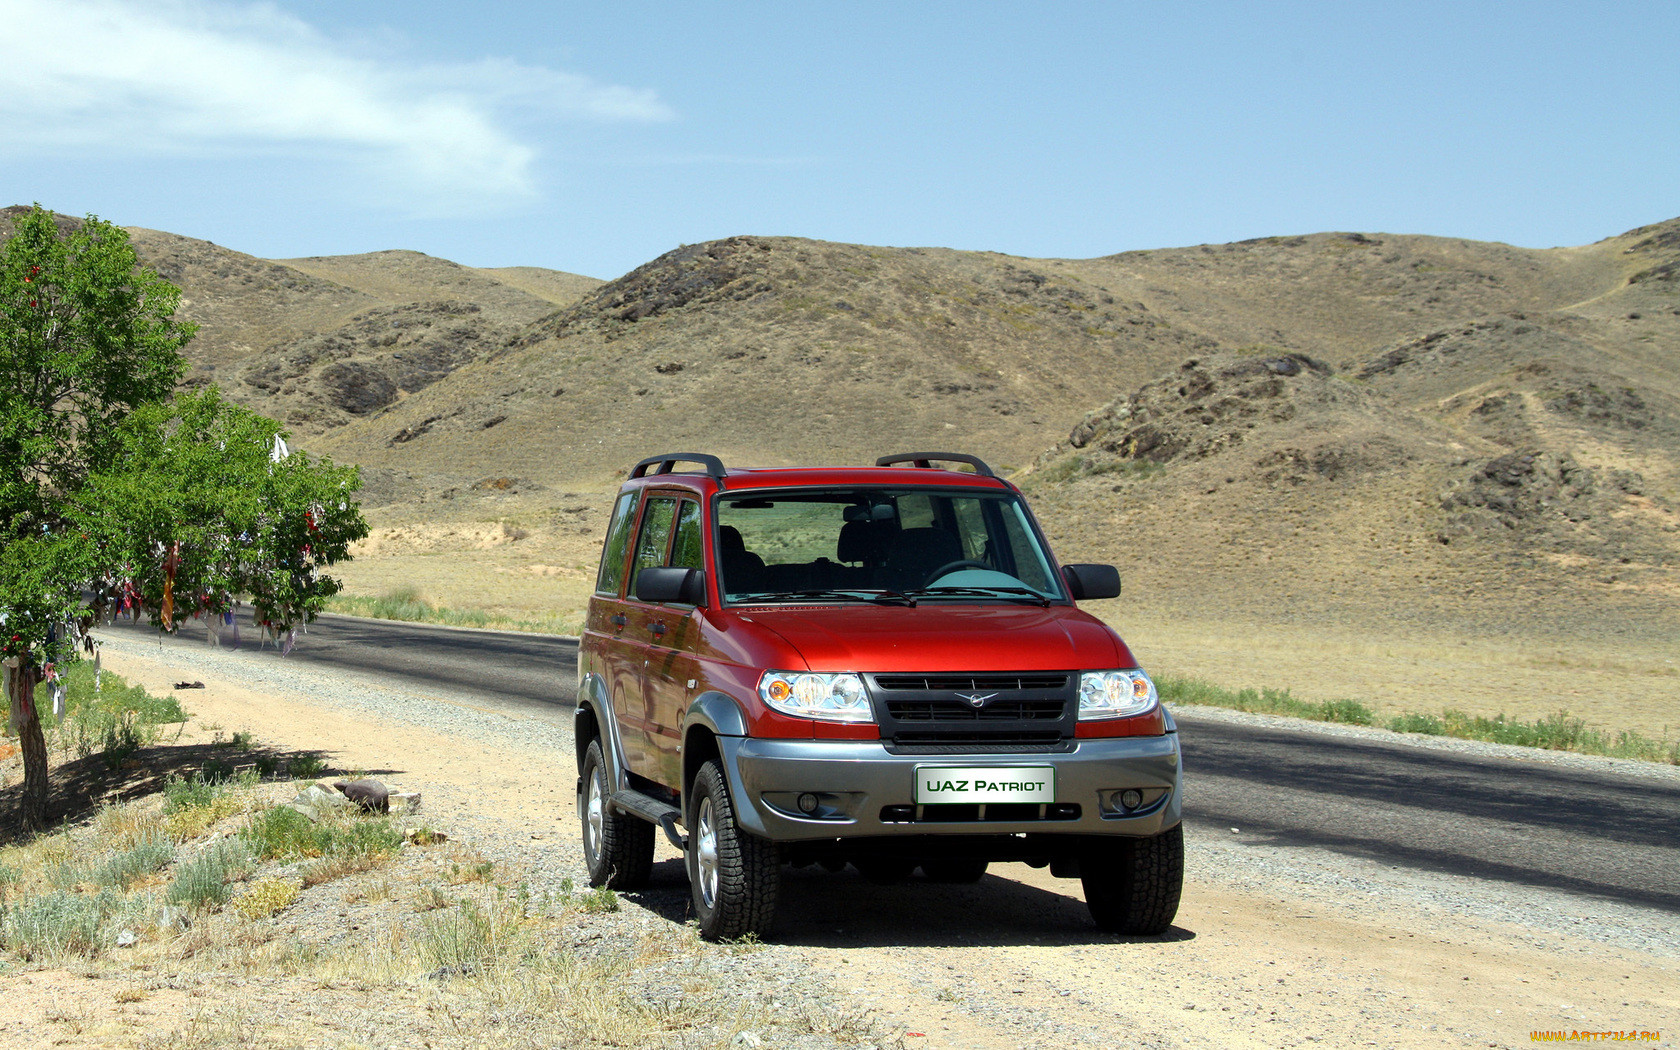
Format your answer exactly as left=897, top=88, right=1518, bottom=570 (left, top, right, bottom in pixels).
left=1080, top=823, right=1183, bottom=935
left=580, top=739, right=654, bottom=890
left=921, top=858, right=989, bottom=883
left=688, top=760, right=780, bottom=940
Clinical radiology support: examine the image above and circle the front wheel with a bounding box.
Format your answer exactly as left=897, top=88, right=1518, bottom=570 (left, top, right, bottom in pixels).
left=1081, top=824, right=1183, bottom=935
left=580, top=739, right=653, bottom=889
left=688, top=760, right=780, bottom=940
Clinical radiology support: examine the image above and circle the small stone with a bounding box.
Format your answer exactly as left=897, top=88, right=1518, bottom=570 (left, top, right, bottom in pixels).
left=731, top=1033, right=762, bottom=1048
left=115, top=930, right=137, bottom=947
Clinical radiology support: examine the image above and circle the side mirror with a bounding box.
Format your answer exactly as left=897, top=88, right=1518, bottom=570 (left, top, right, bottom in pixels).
left=636, top=566, right=707, bottom=605
left=1062, top=563, right=1121, bottom=601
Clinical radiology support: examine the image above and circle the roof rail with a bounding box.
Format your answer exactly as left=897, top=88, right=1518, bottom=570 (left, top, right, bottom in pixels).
left=874, top=452, right=995, bottom=477
left=631, top=453, right=727, bottom=482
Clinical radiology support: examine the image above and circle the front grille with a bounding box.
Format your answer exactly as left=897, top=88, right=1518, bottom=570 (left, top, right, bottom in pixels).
left=886, top=699, right=1065, bottom=722
left=866, top=670, right=1077, bottom=748
left=874, top=673, right=1070, bottom=692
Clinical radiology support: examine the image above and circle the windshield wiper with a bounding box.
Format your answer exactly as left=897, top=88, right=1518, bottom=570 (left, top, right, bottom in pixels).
left=735, top=589, right=918, bottom=607
left=906, top=585, right=1052, bottom=606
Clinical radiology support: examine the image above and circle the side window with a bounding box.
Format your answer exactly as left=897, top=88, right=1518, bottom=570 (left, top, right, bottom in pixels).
left=671, top=500, right=703, bottom=571
left=631, top=496, right=679, bottom=595
left=595, top=491, right=641, bottom=596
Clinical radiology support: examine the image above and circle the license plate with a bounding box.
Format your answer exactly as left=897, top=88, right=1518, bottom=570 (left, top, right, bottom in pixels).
left=914, top=766, right=1055, bottom=804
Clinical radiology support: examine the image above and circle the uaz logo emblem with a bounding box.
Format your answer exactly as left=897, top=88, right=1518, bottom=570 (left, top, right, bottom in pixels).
left=956, top=692, right=997, bottom=708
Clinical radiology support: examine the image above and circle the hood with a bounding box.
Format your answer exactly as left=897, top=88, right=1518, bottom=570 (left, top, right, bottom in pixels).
left=734, top=603, right=1129, bottom=672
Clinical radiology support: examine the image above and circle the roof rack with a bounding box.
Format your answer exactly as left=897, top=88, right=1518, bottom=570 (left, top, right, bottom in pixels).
left=631, top=453, right=727, bottom=482
left=874, top=452, right=995, bottom=477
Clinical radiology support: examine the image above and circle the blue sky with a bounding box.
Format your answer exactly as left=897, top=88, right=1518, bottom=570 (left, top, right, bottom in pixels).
left=3, top=1, right=1676, bottom=279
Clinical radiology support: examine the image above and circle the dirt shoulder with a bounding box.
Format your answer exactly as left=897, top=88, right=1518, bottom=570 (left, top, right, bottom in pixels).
left=2, top=639, right=1675, bottom=1049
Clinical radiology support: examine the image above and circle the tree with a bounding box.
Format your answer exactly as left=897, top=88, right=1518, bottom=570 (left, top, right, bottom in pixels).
left=2, top=205, right=367, bottom=830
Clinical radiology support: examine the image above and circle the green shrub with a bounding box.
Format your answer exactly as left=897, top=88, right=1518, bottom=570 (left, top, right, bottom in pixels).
left=163, top=772, right=221, bottom=813
left=1, top=889, right=116, bottom=959
left=288, top=754, right=327, bottom=779
left=166, top=839, right=254, bottom=910
left=242, top=806, right=404, bottom=861
left=46, top=663, right=186, bottom=765
left=95, top=830, right=175, bottom=890
left=231, top=877, right=301, bottom=920
left=163, top=771, right=257, bottom=840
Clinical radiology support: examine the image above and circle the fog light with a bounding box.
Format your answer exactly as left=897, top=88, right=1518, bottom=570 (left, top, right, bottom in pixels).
left=1121, top=789, right=1143, bottom=810
left=797, top=792, right=820, bottom=815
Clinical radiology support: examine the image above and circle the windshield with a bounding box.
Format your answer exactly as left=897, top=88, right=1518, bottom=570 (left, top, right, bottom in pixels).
left=715, top=488, right=1066, bottom=604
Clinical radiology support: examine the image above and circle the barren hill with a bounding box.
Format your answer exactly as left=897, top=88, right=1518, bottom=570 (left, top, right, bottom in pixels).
left=6, top=204, right=1677, bottom=734
left=121, top=228, right=602, bottom=435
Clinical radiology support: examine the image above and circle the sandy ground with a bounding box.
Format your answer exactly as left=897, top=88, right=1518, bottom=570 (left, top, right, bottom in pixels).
left=2, top=641, right=1676, bottom=1049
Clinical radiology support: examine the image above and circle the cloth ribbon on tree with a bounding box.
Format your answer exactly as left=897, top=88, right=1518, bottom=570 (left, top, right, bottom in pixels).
left=162, top=541, right=181, bottom=629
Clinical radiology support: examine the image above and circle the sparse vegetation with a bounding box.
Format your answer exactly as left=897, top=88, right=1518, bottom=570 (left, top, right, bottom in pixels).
left=1159, top=674, right=1680, bottom=764
left=167, top=838, right=255, bottom=910
left=1029, top=453, right=1164, bottom=485
left=1157, top=675, right=1375, bottom=725
left=230, top=877, right=300, bottom=920
left=325, top=587, right=581, bottom=636
left=46, top=662, right=187, bottom=766
left=241, top=804, right=404, bottom=861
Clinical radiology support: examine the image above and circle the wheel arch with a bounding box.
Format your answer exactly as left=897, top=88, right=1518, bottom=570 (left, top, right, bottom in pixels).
left=681, top=691, right=746, bottom=806
left=575, top=672, right=628, bottom=793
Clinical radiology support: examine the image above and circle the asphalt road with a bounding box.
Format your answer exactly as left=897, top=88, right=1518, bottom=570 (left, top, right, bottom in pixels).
left=110, top=610, right=1680, bottom=915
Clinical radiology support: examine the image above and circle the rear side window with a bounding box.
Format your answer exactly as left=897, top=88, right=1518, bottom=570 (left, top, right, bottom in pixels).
left=631, top=496, right=679, bottom=594
left=671, top=500, right=703, bottom=570
left=595, top=491, right=640, bottom=595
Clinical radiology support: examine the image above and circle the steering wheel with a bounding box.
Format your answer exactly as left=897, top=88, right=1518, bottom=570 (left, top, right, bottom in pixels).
left=921, top=560, right=991, bottom=586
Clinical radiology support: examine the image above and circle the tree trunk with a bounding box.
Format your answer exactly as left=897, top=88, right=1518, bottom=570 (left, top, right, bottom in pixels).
left=7, top=662, right=48, bottom=830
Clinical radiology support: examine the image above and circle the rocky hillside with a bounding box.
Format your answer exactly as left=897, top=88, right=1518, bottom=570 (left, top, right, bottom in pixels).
left=7, top=204, right=1676, bottom=649
left=311, top=235, right=1224, bottom=485
left=123, top=227, right=602, bottom=435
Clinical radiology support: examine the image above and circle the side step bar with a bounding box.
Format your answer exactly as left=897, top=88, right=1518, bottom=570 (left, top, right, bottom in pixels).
left=610, top=789, right=688, bottom=851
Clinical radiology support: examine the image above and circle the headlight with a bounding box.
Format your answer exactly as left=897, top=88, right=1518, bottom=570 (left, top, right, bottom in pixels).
left=1078, top=669, right=1157, bottom=720
left=759, top=671, right=874, bottom=723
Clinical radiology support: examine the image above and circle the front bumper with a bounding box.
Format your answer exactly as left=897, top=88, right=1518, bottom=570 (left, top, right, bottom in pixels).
left=718, top=733, right=1182, bottom=842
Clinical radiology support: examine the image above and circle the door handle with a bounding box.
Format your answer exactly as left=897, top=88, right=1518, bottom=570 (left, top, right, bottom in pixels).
left=649, top=622, right=667, bottom=637
left=609, top=614, right=627, bottom=628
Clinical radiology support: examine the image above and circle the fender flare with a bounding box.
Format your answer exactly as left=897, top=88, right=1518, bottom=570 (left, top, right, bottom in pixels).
left=680, top=691, right=751, bottom=823
left=683, top=690, right=749, bottom=739
left=574, top=672, right=632, bottom=797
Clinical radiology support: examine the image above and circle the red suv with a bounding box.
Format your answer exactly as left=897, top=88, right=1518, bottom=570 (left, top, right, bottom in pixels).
left=576, top=452, right=1182, bottom=940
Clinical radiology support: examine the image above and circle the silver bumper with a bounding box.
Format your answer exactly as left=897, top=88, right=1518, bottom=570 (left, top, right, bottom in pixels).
left=718, top=733, right=1182, bottom=842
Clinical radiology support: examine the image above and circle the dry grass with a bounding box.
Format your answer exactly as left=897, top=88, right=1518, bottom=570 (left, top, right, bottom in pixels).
left=1, top=771, right=896, bottom=1050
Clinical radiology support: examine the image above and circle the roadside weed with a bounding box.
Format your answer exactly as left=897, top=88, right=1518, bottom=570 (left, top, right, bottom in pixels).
left=167, top=839, right=255, bottom=911
left=231, top=877, right=301, bottom=920
left=1159, top=673, right=1679, bottom=764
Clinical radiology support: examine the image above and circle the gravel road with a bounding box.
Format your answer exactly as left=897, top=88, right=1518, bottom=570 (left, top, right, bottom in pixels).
left=81, top=627, right=1680, bottom=1050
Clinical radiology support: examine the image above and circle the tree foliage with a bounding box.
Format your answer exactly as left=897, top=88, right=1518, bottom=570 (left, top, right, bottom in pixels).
left=78, top=388, right=367, bottom=636
left=1, top=204, right=368, bottom=828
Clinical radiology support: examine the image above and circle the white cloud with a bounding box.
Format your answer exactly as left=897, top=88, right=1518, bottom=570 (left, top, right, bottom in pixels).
left=0, top=0, right=672, bottom=211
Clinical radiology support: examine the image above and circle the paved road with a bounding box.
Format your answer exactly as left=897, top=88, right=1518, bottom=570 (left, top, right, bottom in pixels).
left=109, top=611, right=1680, bottom=914
left=101, top=610, right=577, bottom=719
left=1175, top=712, right=1680, bottom=914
